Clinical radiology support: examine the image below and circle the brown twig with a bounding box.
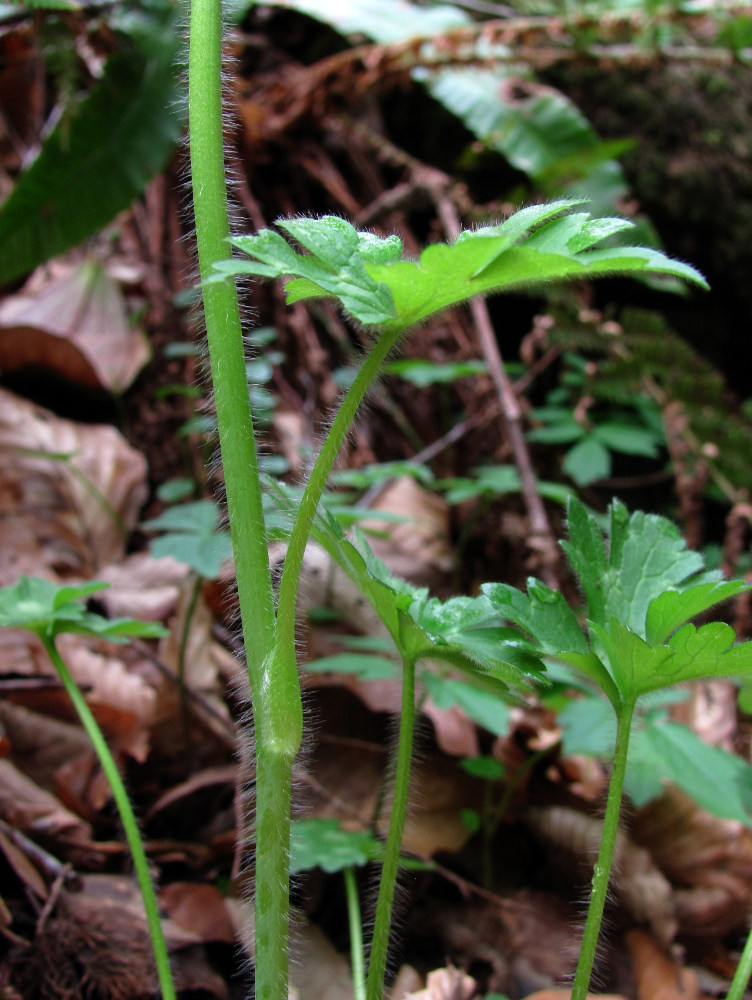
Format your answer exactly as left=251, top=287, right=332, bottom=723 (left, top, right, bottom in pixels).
left=421, top=168, right=562, bottom=586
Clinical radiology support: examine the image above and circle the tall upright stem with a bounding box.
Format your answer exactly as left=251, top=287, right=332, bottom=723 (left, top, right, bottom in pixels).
left=188, top=5, right=293, bottom=999
left=571, top=699, right=635, bottom=1000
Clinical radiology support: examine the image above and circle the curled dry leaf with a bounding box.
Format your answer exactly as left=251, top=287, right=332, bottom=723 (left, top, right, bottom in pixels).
left=160, top=882, right=236, bottom=944
left=0, top=757, right=92, bottom=843
left=401, top=755, right=480, bottom=857
left=0, top=387, right=148, bottom=581
left=626, top=929, right=700, bottom=1000
left=154, top=581, right=236, bottom=750
left=402, top=965, right=477, bottom=1000
left=0, top=701, right=91, bottom=791
left=361, top=477, right=454, bottom=589
left=95, top=552, right=189, bottom=623
left=56, top=634, right=157, bottom=766
left=633, top=785, right=752, bottom=936
left=528, top=805, right=677, bottom=946
left=0, top=257, right=150, bottom=393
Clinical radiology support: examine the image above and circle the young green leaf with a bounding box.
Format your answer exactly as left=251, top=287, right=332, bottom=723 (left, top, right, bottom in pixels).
left=304, top=652, right=398, bottom=681
left=422, top=671, right=511, bottom=736
left=219, top=218, right=400, bottom=326
left=645, top=580, right=750, bottom=644
left=486, top=496, right=752, bottom=711
left=215, top=202, right=707, bottom=332
left=142, top=499, right=232, bottom=579
left=290, top=818, right=382, bottom=874
left=0, top=576, right=166, bottom=642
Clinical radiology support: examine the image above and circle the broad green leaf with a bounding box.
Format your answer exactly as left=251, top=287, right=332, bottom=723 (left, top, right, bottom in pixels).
left=221, top=203, right=706, bottom=331
left=383, top=358, right=487, bottom=387
left=0, top=8, right=182, bottom=282
left=250, top=0, right=469, bottom=45
left=143, top=500, right=232, bottom=579
left=331, top=461, right=435, bottom=489
left=602, top=510, right=705, bottom=636
left=225, top=219, right=399, bottom=325
left=439, top=465, right=571, bottom=506
left=577, top=246, right=707, bottom=287
left=638, top=718, right=752, bottom=822
left=556, top=651, right=620, bottom=709
left=527, top=417, right=584, bottom=445
left=426, top=69, right=627, bottom=189
left=293, top=506, right=538, bottom=690
left=592, top=619, right=752, bottom=700
left=482, top=579, right=589, bottom=658
left=592, top=422, right=662, bottom=457
left=421, top=671, right=510, bottom=737
left=525, top=213, right=634, bottom=254
left=663, top=622, right=752, bottom=686
left=460, top=756, right=505, bottom=780
left=289, top=818, right=381, bottom=874
left=304, top=653, right=398, bottom=681
left=589, top=620, right=673, bottom=699
left=558, top=695, right=616, bottom=757
left=646, top=580, right=750, bottom=644
left=562, top=436, right=611, bottom=486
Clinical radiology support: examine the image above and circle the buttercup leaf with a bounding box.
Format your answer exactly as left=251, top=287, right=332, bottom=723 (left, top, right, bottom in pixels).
left=215, top=202, right=707, bottom=331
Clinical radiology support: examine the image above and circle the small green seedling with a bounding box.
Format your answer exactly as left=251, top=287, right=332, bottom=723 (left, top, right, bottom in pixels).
left=527, top=353, right=665, bottom=486
left=0, top=577, right=174, bottom=1000
left=290, top=817, right=432, bottom=1000
left=290, top=818, right=385, bottom=1000
left=482, top=497, right=752, bottom=999
left=143, top=498, right=232, bottom=752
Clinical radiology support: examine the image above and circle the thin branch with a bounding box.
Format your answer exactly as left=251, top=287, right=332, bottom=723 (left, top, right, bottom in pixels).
left=424, top=169, right=562, bottom=586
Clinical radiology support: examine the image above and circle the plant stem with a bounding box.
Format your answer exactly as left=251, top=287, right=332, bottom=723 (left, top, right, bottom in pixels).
left=274, top=322, right=405, bottom=667
left=177, top=572, right=203, bottom=757
left=366, top=653, right=416, bottom=1000
left=44, top=639, right=176, bottom=1000
left=725, top=927, right=752, bottom=1000
left=188, top=0, right=275, bottom=685
left=570, top=699, right=635, bottom=1000
left=188, top=5, right=291, bottom=999
left=344, top=865, right=367, bottom=1000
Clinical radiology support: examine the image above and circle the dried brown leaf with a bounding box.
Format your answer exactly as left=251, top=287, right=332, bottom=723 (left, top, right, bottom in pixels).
left=0, top=258, right=150, bottom=393
left=402, top=965, right=476, bottom=1000
left=0, top=757, right=91, bottom=843
left=0, top=387, right=148, bottom=579
left=160, top=881, right=236, bottom=944
left=626, top=929, right=700, bottom=1000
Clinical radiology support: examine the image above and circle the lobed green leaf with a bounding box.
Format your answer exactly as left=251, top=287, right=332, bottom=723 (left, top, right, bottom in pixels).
left=216, top=201, right=707, bottom=332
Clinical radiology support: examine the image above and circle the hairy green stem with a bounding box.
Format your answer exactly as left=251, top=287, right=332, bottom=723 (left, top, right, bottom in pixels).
left=188, top=4, right=291, bottom=999
left=44, top=639, right=176, bottom=1000
left=571, top=699, right=635, bottom=1000
left=344, top=866, right=367, bottom=1000
left=366, top=653, right=416, bottom=1000
left=274, top=323, right=406, bottom=671
left=188, top=0, right=275, bottom=683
